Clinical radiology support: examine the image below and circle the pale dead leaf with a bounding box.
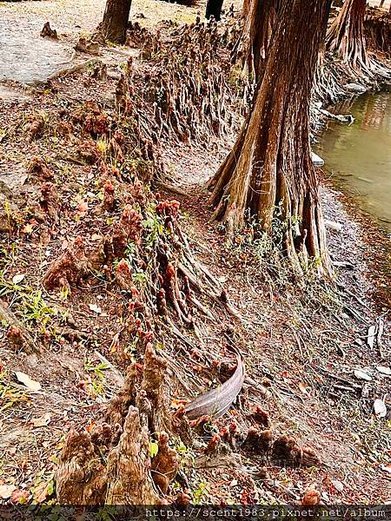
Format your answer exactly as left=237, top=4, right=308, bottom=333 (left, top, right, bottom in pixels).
left=0, top=484, right=16, bottom=499
left=354, top=369, right=372, bottom=381
left=376, top=366, right=391, bottom=376
left=12, top=274, right=25, bottom=284
left=380, top=464, right=391, bottom=474
left=331, top=479, right=344, bottom=492
left=32, top=413, right=51, bottom=428
left=89, top=303, right=102, bottom=314
left=22, top=223, right=34, bottom=234
left=32, top=481, right=51, bottom=503
left=373, top=398, right=387, bottom=418
left=15, top=372, right=41, bottom=392
left=367, top=325, right=377, bottom=349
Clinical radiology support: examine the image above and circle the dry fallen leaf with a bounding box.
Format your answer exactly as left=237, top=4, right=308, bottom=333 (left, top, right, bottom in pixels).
left=298, top=382, right=310, bottom=395
left=0, top=484, right=16, bottom=499
left=22, top=223, right=34, bottom=234
left=76, top=201, right=88, bottom=218
left=354, top=369, right=372, bottom=381
left=367, top=325, right=377, bottom=349
left=32, top=480, right=52, bottom=503
left=32, top=413, right=51, bottom=428
left=380, top=464, right=391, bottom=474
left=376, top=366, right=391, bottom=376
left=12, top=274, right=25, bottom=285
left=373, top=398, right=387, bottom=418
left=15, top=372, right=41, bottom=392
left=89, top=303, right=102, bottom=314
left=331, top=479, right=344, bottom=492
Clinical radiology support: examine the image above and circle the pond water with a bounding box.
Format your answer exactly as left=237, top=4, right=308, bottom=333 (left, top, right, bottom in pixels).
left=316, top=92, right=391, bottom=232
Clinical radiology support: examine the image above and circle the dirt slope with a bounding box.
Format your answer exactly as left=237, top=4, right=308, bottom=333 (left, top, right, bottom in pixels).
left=0, top=5, right=390, bottom=508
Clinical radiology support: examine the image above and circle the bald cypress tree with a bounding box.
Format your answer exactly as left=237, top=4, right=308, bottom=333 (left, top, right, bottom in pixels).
left=243, top=0, right=280, bottom=80
left=99, top=0, right=132, bottom=44
left=326, top=0, right=369, bottom=70
left=208, top=0, right=332, bottom=274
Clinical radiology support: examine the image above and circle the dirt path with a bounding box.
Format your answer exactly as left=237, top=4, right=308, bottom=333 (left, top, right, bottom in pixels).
left=0, top=0, right=104, bottom=84
left=0, top=0, right=201, bottom=85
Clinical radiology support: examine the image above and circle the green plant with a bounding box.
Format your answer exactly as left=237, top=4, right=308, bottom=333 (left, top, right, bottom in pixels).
left=96, top=137, right=108, bottom=156
left=84, top=360, right=110, bottom=397
left=192, top=481, right=208, bottom=504
left=149, top=440, right=159, bottom=458
left=22, top=291, right=57, bottom=326
left=175, top=440, right=195, bottom=469
left=142, top=205, right=165, bottom=248
left=132, top=271, right=147, bottom=287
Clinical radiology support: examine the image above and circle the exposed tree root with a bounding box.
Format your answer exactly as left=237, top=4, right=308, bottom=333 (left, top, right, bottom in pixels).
left=105, top=407, right=159, bottom=504
left=55, top=429, right=107, bottom=505
left=56, top=345, right=174, bottom=504
left=40, top=22, right=58, bottom=40
left=43, top=237, right=90, bottom=293
left=0, top=301, right=41, bottom=354
left=126, top=19, right=247, bottom=146
left=2, top=9, right=384, bottom=505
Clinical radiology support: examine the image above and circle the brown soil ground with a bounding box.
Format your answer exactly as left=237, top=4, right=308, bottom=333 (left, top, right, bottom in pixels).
left=0, top=1, right=390, bottom=508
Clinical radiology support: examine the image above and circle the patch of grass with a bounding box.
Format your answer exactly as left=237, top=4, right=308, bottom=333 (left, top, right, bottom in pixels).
left=84, top=359, right=110, bottom=398
left=21, top=291, right=57, bottom=327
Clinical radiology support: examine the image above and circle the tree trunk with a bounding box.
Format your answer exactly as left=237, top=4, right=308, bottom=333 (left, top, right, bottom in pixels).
left=244, top=0, right=280, bottom=81
left=206, top=0, right=224, bottom=21
left=100, top=0, right=132, bottom=44
left=208, top=0, right=332, bottom=274
left=243, top=0, right=252, bottom=17
left=326, top=0, right=369, bottom=69
left=364, top=6, right=391, bottom=54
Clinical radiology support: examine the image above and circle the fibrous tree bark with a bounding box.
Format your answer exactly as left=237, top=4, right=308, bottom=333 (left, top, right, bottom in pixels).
left=326, top=0, right=370, bottom=70
left=243, top=0, right=280, bottom=81
left=208, top=0, right=332, bottom=274
left=206, top=0, right=224, bottom=21
left=99, top=0, right=132, bottom=44
left=364, top=5, right=391, bottom=54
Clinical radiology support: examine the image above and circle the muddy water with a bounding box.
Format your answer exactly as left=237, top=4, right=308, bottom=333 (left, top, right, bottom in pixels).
left=316, top=92, right=391, bottom=231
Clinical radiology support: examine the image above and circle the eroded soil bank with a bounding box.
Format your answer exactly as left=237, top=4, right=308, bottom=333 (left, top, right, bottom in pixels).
left=0, top=0, right=390, bottom=508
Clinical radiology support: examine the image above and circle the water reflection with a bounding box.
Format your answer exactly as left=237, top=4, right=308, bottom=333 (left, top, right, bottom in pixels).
left=317, top=92, right=391, bottom=230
